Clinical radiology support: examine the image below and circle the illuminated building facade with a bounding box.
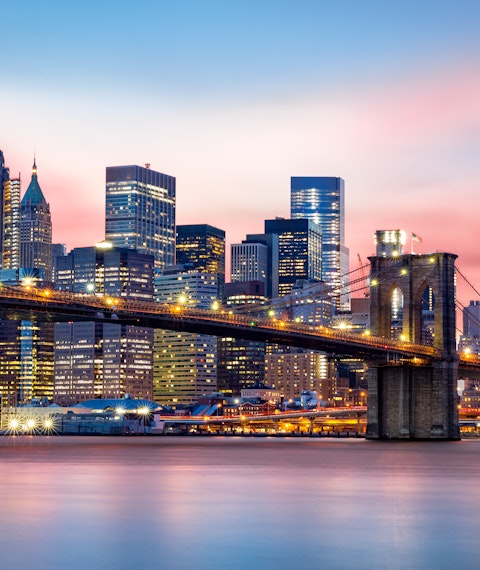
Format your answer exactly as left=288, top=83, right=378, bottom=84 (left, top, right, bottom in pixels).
left=375, top=229, right=406, bottom=257
left=0, top=150, right=21, bottom=270
left=20, top=159, right=52, bottom=282
left=459, top=300, right=480, bottom=356
left=230, top=241, right=268, bottom=292
left=105, top=164, right=175, bottom=271
left=264, top=218, right=322, bottom=297
left=55, top=243, right=154, bottom=300
left=2, top=179, right=21, bottom=270
left=291, top=177, right=349, bottom=310
left=0, top=150, right=9, bottom=265
left=270, top=280, right=333, bottom=326
left=53, top=244, right=155, bottom=405
left=153, top=267, right=218, bottom=405
left=51, top=243, right=66, bottom=284
left=265, top=350, right=334, bottom=402
left=176, top=224, right=225, bottom=295
left=0, top=269, right=54, bottom=406
left=243, top=233, right=278, bottom=299
left=217, top=282, right=267, bottom=396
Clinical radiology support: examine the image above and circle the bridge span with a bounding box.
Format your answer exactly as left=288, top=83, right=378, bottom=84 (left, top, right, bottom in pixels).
left=0, top=253, right=478, bottom=442
left=0, top=284, right=448, bottom=362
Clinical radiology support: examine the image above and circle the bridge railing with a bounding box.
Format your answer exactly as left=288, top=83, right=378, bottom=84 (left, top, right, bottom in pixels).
left=0, top=285, right=438, bottom=358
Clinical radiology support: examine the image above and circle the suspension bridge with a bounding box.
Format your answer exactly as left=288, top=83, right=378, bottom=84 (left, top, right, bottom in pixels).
left=1, top=251, right=480, bottom=439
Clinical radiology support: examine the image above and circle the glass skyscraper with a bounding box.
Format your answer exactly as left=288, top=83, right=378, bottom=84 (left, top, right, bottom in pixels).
left=105, top=164, right=176, bottom=271
left=0, top=150, right=21, bottom=270
left=264, top=218, right=322, bottom=298
left=175, top=224, right=226, bottom=295
left=291, top=176, right=349, bottom=310
left=54, top=244, right=155, bottom=404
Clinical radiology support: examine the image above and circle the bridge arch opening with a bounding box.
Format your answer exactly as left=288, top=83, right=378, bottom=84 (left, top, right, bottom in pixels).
left=389, top=285, right=404, bottom=341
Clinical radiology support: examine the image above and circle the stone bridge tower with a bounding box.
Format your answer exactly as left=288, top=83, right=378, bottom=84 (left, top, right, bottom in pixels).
left=366, top=253, right=460, bottom=439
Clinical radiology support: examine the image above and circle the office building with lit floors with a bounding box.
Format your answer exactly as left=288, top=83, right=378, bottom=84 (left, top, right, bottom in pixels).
left=291, top=177, right=349, bottom=310
left=0, top=150, right=21, bottom=270
left=0, top=156, right=55, bottom=406
left=105, top=164, right=175, bottom=271
left=53, top=244, right=155, bottom=405
left=265, top=349, right=335, bottom=404
left=153, top=266, right=218, bottom=406
left=264, top=218, right=322, bottom=297
left=176, top=224, right=226, bottom=296
left=217, top=281, right=267, bottom=396
left=230, top=241, right=268, bottom=293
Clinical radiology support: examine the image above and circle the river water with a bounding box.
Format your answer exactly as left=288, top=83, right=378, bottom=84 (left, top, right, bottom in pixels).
left=1, top=436, right=479, bottom=570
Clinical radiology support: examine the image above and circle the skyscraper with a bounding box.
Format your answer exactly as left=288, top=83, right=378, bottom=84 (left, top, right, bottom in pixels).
left=176, top=224, right=226, bottom=294
left=54, top=244, right=155, bottom=404
left=291, top=177, right=349, bottom=310
left=20, top=159, right=52, bottom=282
left=264, top=218, right=322, bottom=297
left=217, top=282, right=268, bottom=395
left=0, top=151, right=9, bottom=261
left=230, top=241, right=268, bottom=291
left=105, top=164, right=175, bottom=271
left=0, top=269, right=54, bottom=406
left=153, top=266, right=218, bottom=405
left=0, top=150, right=21, bottom=270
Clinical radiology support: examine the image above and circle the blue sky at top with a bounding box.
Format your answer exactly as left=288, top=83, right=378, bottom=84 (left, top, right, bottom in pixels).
left=2, top=0, right=480, bottom=287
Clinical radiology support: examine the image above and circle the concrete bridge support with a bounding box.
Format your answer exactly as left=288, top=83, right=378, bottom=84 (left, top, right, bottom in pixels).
left=367, top=253, right=460, bottom=440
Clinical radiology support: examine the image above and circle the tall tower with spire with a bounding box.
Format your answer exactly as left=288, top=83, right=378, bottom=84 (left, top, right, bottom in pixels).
left=20, top=158, right=52, bottom=282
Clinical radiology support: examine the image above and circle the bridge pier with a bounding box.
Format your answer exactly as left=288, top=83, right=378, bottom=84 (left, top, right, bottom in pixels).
left=366, top=361, right=459, bottom=439
left=366, top=252, right=460, bottom=440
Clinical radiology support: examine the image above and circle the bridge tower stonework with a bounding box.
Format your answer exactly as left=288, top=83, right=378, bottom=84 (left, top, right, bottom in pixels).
left=366, top=253, right=460, bottom=440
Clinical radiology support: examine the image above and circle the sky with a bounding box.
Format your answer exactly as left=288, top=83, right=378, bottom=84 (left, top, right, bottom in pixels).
left=2, top=0, right=480, bottom=293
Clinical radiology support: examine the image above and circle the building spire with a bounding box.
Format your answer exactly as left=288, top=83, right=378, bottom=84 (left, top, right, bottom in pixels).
left=32, top=153, right=37, bottom=176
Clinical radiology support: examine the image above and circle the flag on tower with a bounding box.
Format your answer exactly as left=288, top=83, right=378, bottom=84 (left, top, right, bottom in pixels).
left=412, top=233, right=422, bottom=243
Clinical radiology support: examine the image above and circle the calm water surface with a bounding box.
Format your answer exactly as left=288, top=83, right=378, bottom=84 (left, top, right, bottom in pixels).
left=1, top=436, right=479, bottom=570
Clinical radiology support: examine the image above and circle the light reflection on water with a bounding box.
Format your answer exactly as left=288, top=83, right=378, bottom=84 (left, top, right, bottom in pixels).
left=1, top=436, right=479, bottom=570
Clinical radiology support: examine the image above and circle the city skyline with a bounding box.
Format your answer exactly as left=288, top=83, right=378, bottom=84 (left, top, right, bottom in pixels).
left=3, top=1, right=480, bottom=285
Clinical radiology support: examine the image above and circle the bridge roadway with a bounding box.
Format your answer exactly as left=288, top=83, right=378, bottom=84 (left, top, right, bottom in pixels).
left=0, top=285, right=478, bottom=367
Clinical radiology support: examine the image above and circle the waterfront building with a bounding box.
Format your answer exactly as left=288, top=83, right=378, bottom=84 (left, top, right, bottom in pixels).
left=217, top=281, right=267, bottom=396
left=0, top=269, right=54, bottom=406
left=20, top=159, right=52, bottom=283
left=240, top=384, right=282, bottom=404
left=105, top=164, right=175, bottom=271
left=176, top=224, right=225, bottom=295
left=153, top=266, right=218, bottom=405
left=264, top=218, right=322, bottom=298
left=265, top=349, right=334, bottom=403
left=54, top=244, right=155, bottom=405
left=291, top=177, right=349, bottom=310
